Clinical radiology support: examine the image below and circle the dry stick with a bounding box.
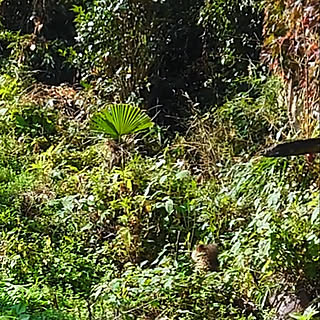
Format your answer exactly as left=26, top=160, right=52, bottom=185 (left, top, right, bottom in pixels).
left=304, top=21, right=311, bottom=138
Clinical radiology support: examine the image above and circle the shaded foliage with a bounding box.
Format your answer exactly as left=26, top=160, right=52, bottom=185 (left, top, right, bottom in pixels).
left=0, top=0, right=77, bottom=84
left=71, top=0, right=264, bottom=130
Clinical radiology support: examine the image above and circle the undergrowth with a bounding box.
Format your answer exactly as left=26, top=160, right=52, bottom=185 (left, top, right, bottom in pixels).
left=0, top=67, right=319, bottom=319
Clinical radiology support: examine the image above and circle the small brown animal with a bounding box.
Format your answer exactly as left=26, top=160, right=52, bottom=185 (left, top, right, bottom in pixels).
left=191, top=243, right=219, bottom=272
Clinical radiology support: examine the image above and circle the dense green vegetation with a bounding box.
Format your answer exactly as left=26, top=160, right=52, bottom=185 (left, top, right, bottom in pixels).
left=0, top=0, right=319, bottom=319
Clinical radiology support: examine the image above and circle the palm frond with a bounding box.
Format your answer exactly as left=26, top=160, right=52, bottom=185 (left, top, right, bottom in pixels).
left=91, top=104, right=153, bottom=140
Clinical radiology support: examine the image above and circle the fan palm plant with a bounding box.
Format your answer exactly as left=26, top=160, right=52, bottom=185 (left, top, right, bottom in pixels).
left=91, top=103, right=153, bottom=141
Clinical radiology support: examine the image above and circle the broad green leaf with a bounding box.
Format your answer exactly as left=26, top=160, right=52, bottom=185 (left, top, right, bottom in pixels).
left=311, top=206, right=319, bottom=224
left=165, top=199, right=174, bottom=214
left=159, top=175, right=167, bottom=185
left=176, top=170, right=189, bottom=180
